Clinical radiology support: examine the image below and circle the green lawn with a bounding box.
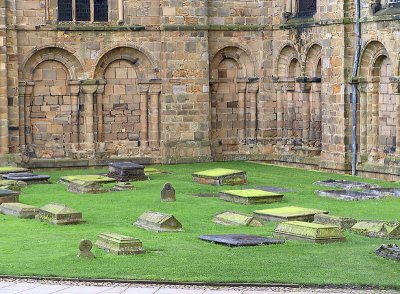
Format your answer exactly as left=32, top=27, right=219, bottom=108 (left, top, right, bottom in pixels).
left=0, top=162, right=399, bottom=288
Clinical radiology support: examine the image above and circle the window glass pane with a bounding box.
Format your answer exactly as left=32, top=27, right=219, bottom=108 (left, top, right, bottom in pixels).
left=76, top=0, right=90, bottom=21
left=58, top=0, right=72, bottom=21
left=297, top=0, right=316, bottom=17
left=94, top=0, right=108, bottom=21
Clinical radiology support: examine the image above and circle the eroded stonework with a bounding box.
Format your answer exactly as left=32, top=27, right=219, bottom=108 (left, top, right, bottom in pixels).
left=0, top=0, right=400, bottom=179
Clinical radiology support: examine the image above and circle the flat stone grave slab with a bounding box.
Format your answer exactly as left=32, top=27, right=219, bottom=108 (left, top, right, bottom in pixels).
left=213, top=211, right=263, bottom=226
left=112, top=182, right=135, bottom=191
left=273, top=221, right=346, bottom=243
left=313, top=213, right=357, bottom=229
left=350, top=221, right=400, bottom=239
left=191, top=192, right=219, bottom=198
left=0, top=202, right=39, bottom=218
left=144, top=168, right=166, bottom=175
left=108, top=162, right=148, bottom=182
left=192, top=168, right=247, bottom=185
left=219, top=189, right=283, bottom=204
left=314, top=179, right=379, bottom=190
left=134, top=211, right=183, bottom=232
left=375, top=244, right=400, bottom=261
left=250, top=186, right=294, bottom=193
left=0, top=166, right=29, bottom=175
left=199, top=234, right=284, bottom=247
left=96, top=233, right=145, bottom=255
left=0, top=189, right=20, bottom=204
left=35, top=203, right=85, bottom=225
left=317, top=190, right=385, bottom=201
left=254, top=206, right=328, bottom=222
left=367, top=188, right=400, bottom=197
left=0, top=179, right=27, bottom=191
left=60, top=175, right=115, bottom=185
left=3, top=172, right=50, bottom=184
left=67, top=180, right=107, bottom=194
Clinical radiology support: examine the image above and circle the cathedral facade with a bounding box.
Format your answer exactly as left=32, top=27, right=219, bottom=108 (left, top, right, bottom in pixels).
left=0, top=0, right=400, bottom=179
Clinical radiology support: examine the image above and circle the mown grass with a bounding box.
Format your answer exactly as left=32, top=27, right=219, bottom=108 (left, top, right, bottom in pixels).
left=0, top=161, right=399, bottom=288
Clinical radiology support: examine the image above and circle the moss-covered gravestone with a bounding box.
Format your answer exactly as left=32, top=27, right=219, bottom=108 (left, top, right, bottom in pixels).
left=350, top=221, right=400, bottom=239
left=0, top=189, right=20, bottom=204
left=199, top=234, right=284, bottom=247
left=95, top=233, right=145, bottom=255
left=192, top=168, right=247, bottom=185
left=0, top=180, right=27, bottom=191
left=112, top=182, right=135, bottom=191
left=314, top=214, right=357, bottom=229
left=35, top=203, right=85, bottom=225
left=375, top=244, right=400, bottom=261
left=219, top=189, right=283, bottom=204
left=254, top=206, right=328, bottom=222
left=0, top=203, right=38, bottom=218
left=134, top=211, right=183, bottom=232
left=0, top=166, right=29, bottom=175
left=67, top=180, right=107, bottom=194
left=3, top=173, right=50, bottom=184
left=213, top=211, right=263, bottom=226
left=77, top=239, right=95, bottom=259
left=108, top=162, right=148, bottom=182
left=273, top=221, right=345, bottom=243
left=161, top=183, right=176, bottom=202
left=60, top=175, right=115, bottom=185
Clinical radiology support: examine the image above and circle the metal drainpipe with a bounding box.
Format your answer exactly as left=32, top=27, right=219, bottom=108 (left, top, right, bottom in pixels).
left=351, top=0, right=362, bottom=176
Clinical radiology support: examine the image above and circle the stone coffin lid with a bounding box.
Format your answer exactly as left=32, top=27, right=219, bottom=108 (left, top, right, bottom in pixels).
left=274, top=221, right=345, bottom=240
left=0, top=167, right=29, bottom=174
left=3, top=173, right=50, bottom=181
left=314, top=179, right=379, bottom=189
left=139, top=211, right=176, bottom=225
left=0, top=202, right=37, bottom=211
left=97, top=233, right=142, bottom=246
left=135, top=211, right=183, bottom=231
left=0, top=189, right=20, bottom=196
left=254, top=206, right=328, bottom=218
left=351, top=221, right=400, bottom=238
left=213, top=211, right=263, bottom=226
left=221, top=189, right=282, bottom=198
left=375, top=244, right=400, bottom=261
left=39, top=203, right=81, bottom=216
left=108, top=162, right=145, bottom=170
left=192, top=168, right=245, bottom=179
left=199, top=234, right=284, bottom=246
left=60, top=175, right=115, bottom=184
left=313, top=213, right=357, bottom=228
left=0, top=202, right=39, bottom=218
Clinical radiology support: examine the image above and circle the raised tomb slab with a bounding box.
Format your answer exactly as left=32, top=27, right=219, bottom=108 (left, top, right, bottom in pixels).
left=134, top=211, right=183, bottom=232
left=3, top=173, right=50, bottom=184
left=350, top=221, right=400, bottom=239
left=60, top=175, right=115, bottom=185
left=192, top=168, right=247, bottom=185
left=213, top=211, right=263, bottom=227
left=0, top=189, right=20, bottom=204
left=108, top=162, right=148, bottom=182
left=0, top=202, right=39, bottom=218
left=35, top=203, right=85, bottom=225
left=96, top=233, right=145, bottom=255
left=219, top=189, right=283, bottom=204
left=199, top=234, right=284, bottom=247
left=254, top=206, right=328, bottom=222
left=313, top=214, right=357, bottom=229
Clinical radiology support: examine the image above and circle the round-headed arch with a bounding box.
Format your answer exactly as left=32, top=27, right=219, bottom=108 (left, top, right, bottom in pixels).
left=210, top=46, right=255, bottom=79
left=276, top=45, right=299, bottom=77
left=305, top=44, right=322, bottom=77
left=22, top=47, right=84, bottom=80
left=93, top=46, right=158, bottom=81
left=360, top=40, right=392, bottom=78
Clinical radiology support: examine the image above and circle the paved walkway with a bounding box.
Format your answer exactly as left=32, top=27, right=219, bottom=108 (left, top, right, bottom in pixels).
left=0, top=280, right=398, bottom=294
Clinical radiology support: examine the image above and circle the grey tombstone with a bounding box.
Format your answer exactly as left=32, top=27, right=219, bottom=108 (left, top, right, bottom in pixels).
left=135, top=211, right=183, bottom=232
left=199, top=234, right=284, bottom=247
left=317, top=190, right=385, bottom=201
left=77, top=239, right=95, bottom=259
left=0, top=189, right=20, bottom=204
left=0, top=202, right=39, bottom=218
left=107, top=162, right=148, bottom=182
left=35, top=203, right=85, bottom=225
left=161, top=183, right=176, bottom=202
left=375, top=244, right=400, bottom=261
left=314, top=179, right=379, bottom=190
left=3, top=172, right=50, bottom=184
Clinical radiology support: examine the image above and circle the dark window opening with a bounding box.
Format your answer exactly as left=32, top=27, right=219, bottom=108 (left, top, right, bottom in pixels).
left=94, top=0, right=108, bottom=21
left=297, top=0, right=316, bottom=17
left=76, top=0, right=90, bottom=21
left=58, top=0, right=73, bottom=21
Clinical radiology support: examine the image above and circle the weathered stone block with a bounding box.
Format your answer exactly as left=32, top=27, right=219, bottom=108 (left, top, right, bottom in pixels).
left=134, top=211, right=183, bottom=232
left=350, top=221, right=400, bottom=239
left=317, top=190, right=385, bottom=201
left=192, top=168, right=247, bottom=185
left=314, top=179, right=379, bottom=190
left=0, top=166, right=29, bottom=175
left=60, top=175, right=115, bottom=185
left=375, top=244, right=400, bottom=261
left=67, top=180, right=107, bottom=194
left=161, top=183, right=176, bottom=202
left=219, top=189, right=283, bottom=204
left=96, top=233, right=145, bottom=255
left=35, top=203, right=85, bottom=225
left=313, top=214, right=357, bottom=229
left=213, top=211, right=262, bottom=226
left=3, top=172, right=50, bottom=184
left=0, top=189, right=20, bottom=204
left=199, top=234, right=284, bottom=247
left=0, top=202, right=38, bottom=218
left=254, top=206, right=329, bottom=222
left=273, top=221, right=346, bottom=243
left=107, top=162, right=148, bottom=182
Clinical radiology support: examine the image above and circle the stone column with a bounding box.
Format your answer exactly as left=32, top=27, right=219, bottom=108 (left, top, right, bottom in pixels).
left=80, top=82, right=98, bottom=152
left=0, top=0, right=8, bottom=154
left=246, top=81, right=259, bottom=142
left=139, top=83, right=150, bottom=149
left=236, top=80, right=247, bottom=143
left=273, top=80, right=284, bottom=142
left=285, top=81, right=295, bottom=140
left=24, top=82, right=34, bottom=146
left=118, top=0, right=124, bottom=23
left=389, top=76, right=400, bottom=155
left=297, top=77, right=312, bottom=147
left=367, top=80, right=379, bottom=152
left=69, top=81, right=80, bottom=145
left=311, top=79, right=322, bottom=144
left=148, top=81, right=161, bottom=149
left=95, top=80, right=105, bottom=143
left=18, top=82, right=26, bottom=148
left=358, top=81, right=368, bottom=157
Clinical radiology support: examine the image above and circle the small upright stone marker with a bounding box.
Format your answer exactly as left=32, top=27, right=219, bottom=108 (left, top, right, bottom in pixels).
left=161, top=183, right=176, bottom=202
left=314, top=214, right=357, bottom=229
left=96, top=233, right=145, bottom=255
left=108, top=162, right=148, bottom=182
left=77, top=239, right=95, bottom=259
left=0, top=203, right=39, bottom=218
left=254, top=206, right=328, bottom=222
left=219, top=189, right=283, bottom=204
left=135, top=211, right=183, bottom=232
left=213, top=211, right=263, bottom=226
left=36, top=203, right=85, bottom=225
left=0, top=189, right=20, bottom=204
left=192, top=168, right=247, bottom=185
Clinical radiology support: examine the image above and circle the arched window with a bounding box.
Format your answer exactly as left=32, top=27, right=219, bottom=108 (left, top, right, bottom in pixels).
left=58, top=0, right=108, bottom=22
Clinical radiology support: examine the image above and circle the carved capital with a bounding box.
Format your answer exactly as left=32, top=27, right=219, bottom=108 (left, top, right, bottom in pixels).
left=246, top=81, right=259, bottom=93
left=389, top=76, right=400, bottom=94
left=296, top=76, right=312, bottom=93
left=68, top=80, right=81, bottom=95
